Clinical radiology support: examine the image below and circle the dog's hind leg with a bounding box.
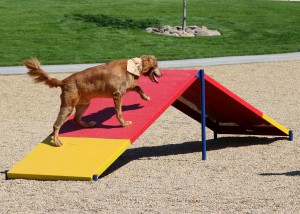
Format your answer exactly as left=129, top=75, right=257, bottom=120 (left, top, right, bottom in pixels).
left=113, top=91, right=132, bottom=127
left=53, top=106, right=74, bottom=146
left=73, top=102, right=96, bottom=127
left=52, top=91, right=77, bottom=146
left=132, top=86, right=150, bottom=101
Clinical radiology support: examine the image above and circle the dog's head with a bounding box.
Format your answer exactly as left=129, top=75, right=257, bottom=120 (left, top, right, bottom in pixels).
left=140, top=55, right=162, bottom=83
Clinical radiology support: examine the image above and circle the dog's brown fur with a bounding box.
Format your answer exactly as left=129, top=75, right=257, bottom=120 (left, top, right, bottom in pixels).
left=23, top=56, right=162, bottom=146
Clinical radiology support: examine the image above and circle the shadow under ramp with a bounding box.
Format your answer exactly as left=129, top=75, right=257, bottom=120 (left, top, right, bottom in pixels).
left=101, top=136, right=284, bottom=178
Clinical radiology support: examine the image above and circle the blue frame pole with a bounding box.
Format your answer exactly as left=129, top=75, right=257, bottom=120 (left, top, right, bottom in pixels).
left=196, top=69, right=207, bottom=160
left=93, top=174, right=99, bottom=181
left=289, top=130, right=293, bottom=141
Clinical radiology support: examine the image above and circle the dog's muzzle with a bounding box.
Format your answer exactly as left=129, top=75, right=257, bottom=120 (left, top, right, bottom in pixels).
left=150, top=68, right=162, bottom=83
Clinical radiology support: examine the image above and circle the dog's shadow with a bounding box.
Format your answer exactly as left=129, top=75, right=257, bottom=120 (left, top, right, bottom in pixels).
left=59, top=103, right=143, bottom=134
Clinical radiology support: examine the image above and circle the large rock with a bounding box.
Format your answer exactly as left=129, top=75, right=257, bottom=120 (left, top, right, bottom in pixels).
left=145, top=25, right=221, bottom=37
left=178, top=31, right=195, bottom=37
left=145, top=27, right=153, bottom=33
left=207, top=30, right=221, bottom=36
left=195, top=30, right=210, bottom=36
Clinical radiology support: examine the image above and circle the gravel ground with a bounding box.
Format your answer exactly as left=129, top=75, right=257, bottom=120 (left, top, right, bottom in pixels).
left=0, top=60, right=299, bottom=213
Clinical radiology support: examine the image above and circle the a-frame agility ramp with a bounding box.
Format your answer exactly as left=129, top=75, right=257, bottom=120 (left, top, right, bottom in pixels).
left=7, top=69, right=293, bottom=181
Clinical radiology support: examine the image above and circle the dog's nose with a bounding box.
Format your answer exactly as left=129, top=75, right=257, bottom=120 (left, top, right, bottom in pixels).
left=155, top=68, right=162, bottom=77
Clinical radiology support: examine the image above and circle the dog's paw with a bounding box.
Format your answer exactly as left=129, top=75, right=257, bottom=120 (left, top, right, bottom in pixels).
left=73, top=119, right=97, bottom=128
left=142, top=94, right=150, bottom=101
left=53, top=139, right=63, bottom=147
left=87, top=121, right=97, bottom=127
left=122, top=121, right=132, bottom=127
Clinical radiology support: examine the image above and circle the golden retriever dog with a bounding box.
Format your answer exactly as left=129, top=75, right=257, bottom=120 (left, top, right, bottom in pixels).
left=23, top=56, right=162, bottom=146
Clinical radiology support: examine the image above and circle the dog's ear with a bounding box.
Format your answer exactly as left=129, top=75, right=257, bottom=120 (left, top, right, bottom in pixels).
left=141, top=55, right=157, bottom=73
left=148, top=55, right=158, bottom=68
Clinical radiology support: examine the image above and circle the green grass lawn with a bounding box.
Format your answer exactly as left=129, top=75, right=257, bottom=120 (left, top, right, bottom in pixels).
left=0, top=0, right=299, bottom=66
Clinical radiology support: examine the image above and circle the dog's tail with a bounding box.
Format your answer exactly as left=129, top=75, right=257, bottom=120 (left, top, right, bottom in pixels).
left=23, top=58, right=64, bottom=88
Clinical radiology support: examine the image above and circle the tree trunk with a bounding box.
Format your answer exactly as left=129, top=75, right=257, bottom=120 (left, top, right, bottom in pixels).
left=182, top=0, right=187, bottom=31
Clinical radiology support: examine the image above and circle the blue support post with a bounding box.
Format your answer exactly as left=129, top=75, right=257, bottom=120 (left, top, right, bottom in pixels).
left=196, top=69, right=207, bottom=160
left=93, top=174, right=99, bottom=181
left=289, top=130, right=293, bottom=141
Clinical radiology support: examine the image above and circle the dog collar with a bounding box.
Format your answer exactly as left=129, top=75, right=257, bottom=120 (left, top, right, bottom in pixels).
left=127, top=58, right=142, bottom=76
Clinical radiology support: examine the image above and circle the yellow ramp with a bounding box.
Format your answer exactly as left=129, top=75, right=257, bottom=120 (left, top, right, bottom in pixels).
left=7, top=136, right=131, bottom=181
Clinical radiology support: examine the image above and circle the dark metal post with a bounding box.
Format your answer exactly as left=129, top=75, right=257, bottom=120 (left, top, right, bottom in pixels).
left=182, top=0, right=187, bottom=31
left=5, top=170, right=9, bottom=180
left=214, top=132, right=218, bottom=140
left=214, top=120, right=219, bottom=140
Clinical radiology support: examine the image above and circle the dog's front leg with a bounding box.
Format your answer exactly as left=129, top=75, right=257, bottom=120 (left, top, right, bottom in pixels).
left=113, top=91, right=132, bottom=127
left=132, top=86, right=150, bottom=101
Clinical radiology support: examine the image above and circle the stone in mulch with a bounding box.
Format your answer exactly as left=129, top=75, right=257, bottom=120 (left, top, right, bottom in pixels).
left=146, top=25, right=221, bottom=37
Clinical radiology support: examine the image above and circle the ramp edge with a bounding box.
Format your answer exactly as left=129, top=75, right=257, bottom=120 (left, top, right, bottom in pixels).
left=262, top=113, right=290, bottom=135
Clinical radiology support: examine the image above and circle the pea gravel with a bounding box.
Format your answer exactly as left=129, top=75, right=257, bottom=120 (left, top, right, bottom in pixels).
left=0, top=61, right=299, bottom=213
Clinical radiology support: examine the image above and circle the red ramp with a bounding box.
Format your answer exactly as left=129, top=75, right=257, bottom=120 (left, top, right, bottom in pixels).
left=7, top=69, right=292, bottom=181
left=58, top=69, right=197, bottom=142
left=173, top=73, right=290, bottom=137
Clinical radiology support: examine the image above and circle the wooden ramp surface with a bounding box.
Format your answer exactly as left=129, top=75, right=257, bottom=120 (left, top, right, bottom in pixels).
left=7, top=69, right=290, bottom=181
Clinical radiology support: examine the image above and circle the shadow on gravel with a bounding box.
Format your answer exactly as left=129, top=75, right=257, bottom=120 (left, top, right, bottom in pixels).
left=101, top=136, right=285, bottom=178
left=260, top=171, right=300, bottom=177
